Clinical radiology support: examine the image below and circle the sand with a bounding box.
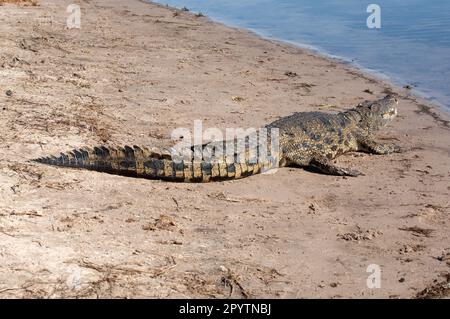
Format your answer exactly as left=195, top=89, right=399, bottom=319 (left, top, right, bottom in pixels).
left=0, top=0, right=449, bottom=298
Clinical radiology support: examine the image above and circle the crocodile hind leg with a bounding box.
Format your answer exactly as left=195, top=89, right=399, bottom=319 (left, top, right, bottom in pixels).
left=308, top=155, right=363, bottom=177
left=287, top=153, right=363, bottom=177
left=357, top=136, right=401, bottom=155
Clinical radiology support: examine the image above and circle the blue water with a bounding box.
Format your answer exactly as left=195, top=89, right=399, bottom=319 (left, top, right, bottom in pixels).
left=151, top=0, right=450, bottom=110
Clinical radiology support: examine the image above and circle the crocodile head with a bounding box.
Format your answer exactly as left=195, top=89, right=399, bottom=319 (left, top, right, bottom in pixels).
left=356, top=95, right=398, bottom=131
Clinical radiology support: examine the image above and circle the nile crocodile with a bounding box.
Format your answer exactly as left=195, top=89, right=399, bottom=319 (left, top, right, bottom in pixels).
left=33, top=95, right=400, bottom=182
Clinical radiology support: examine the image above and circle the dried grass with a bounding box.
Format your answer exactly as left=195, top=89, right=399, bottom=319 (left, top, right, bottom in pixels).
left=0, top=0, right=38, bottom=6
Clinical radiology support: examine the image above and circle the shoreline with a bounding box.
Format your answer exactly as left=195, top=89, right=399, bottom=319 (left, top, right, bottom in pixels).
left=147, top=0, right=450, bottom=116
left=149, top=0, right=450, bottom=115
left=1, top=0, right=449, bottom=298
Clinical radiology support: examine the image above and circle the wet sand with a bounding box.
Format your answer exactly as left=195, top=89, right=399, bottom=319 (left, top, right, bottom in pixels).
left=0, top=0, right=449, bottom=298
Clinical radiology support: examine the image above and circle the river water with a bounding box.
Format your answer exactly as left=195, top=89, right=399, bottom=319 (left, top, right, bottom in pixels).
left=152, top=0, right=450, bottom=110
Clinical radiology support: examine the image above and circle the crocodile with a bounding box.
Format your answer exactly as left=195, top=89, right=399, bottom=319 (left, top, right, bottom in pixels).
left=33, top=95, right=400, bottom=182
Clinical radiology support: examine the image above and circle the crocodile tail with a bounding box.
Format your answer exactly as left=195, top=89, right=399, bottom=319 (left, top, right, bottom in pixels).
left=33, top=145, right=174, bottom=179
left=33, top=142, right=280, bottom=182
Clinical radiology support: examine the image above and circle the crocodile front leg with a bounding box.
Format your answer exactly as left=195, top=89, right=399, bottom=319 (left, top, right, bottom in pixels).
left=357, top=136, right=401, bottom=155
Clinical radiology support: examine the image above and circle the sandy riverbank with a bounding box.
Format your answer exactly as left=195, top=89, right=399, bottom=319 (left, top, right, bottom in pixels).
left=0, top=0, right=449, bottom=298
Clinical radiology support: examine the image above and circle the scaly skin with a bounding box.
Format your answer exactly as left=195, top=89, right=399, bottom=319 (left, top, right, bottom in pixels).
left=33, top=95, right=400, bottom=182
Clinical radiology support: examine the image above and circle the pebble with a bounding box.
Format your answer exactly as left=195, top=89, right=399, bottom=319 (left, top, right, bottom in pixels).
left=219, top=265, right=228, bottom=272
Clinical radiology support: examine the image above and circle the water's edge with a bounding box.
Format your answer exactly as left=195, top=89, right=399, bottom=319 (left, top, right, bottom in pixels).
left=235, top=27, right=448, bottom=112
left=145, top=0, right=449, bottom=114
